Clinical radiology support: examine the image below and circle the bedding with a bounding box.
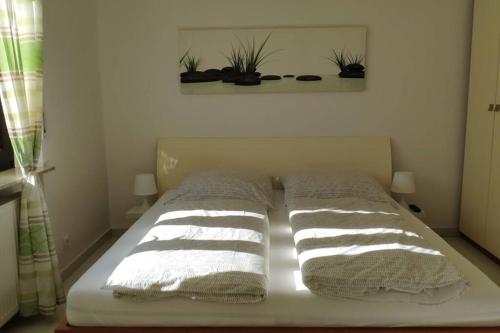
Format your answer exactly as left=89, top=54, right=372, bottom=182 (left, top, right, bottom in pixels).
left=104, top=198, right=269, bottom=303
left=168, top=171, right=274, bottom=208
left=282, top=171, right=392, bottom=203
left=67, top=191, right=500, bottom=327
left=283, top=172, right=468, bottom=304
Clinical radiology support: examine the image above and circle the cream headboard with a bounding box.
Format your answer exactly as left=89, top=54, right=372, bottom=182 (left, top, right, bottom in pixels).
left=157, top=137, right=392, bottom=194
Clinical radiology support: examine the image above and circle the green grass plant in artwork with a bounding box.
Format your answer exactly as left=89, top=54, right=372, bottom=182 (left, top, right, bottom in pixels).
left=225, top=45, right=244, bottom=73
left=238, top=33, right=279, bottom=73
left=179, top=48, right=190, bottom=65
left=347, top=53, right=364, bottom=66
left=329, top=49, right=364, bottom=71
left=183, top=54, right=201, bottom=72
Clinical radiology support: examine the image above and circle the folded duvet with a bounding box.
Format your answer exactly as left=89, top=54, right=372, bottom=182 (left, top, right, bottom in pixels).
left=287, top=197, right=468, bottom=304
left=104, top=199, right=269, bottom=303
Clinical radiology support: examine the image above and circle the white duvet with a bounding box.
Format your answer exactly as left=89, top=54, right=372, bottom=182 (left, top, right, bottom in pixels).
left=287, top=197, right=469, bottom=304
left=104, top=199, right=269, bottom=303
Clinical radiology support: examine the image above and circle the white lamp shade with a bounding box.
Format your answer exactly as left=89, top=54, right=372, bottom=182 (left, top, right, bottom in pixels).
left=134, top=173, right=157, bottom=196
left=391, top=171, right=416, bottom=194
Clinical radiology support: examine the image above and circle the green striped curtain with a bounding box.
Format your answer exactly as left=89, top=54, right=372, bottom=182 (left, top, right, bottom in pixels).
left=0, top=0, right=65, bottom=316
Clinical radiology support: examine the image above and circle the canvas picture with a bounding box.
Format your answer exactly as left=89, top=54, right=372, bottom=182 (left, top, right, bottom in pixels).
left=178, top=25, right=367, bottom=94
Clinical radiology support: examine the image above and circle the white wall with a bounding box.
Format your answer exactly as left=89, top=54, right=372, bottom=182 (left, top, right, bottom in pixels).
left=43, top=0, right=109, bottom=269
left=96, top=0, right=473, bottom=230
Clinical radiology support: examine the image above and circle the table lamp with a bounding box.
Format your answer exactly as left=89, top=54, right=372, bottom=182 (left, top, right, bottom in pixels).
left=134, top=173, right=158, bottom=210
left=391, top=171, right=416, bottom=208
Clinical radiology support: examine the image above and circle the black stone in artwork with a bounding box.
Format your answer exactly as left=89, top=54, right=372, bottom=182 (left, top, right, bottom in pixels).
left=338, top=64, right=365, bottom=78
left=283, top=74, right=295, bottom=78
left=222, top=75, right=237, bottom=83
left=296, top=75, right=322, bottom=81
left=338, top=71, right=365, bottom=78
left=204, top=69, right=223, bottom=79
left=261, top=75, right=281, bottom=80
left=346, top=64, right=364, bottom=72
left=181, top=71, right=221, bottom=83
left=234, top=74, right=262, bottom=86
left=221, top=71, right=243, bottom=83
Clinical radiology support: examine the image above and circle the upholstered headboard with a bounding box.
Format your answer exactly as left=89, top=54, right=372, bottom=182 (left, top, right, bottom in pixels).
left=157, top=137, right=392, bottom=195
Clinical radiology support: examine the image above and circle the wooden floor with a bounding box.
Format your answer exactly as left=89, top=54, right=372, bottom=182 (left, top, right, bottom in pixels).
left=2, top=235, right=499, bottom=333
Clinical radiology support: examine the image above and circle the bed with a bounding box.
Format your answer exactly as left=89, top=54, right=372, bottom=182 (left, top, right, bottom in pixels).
left=57, top=137, right=500, bottom=332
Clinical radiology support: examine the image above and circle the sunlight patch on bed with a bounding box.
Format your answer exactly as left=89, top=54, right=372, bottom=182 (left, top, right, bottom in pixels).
left=298, top=243, right=443, bottom=267
left=156, top=209, right=265, bottom=224
left=292, top=247, right=298, bottom=259
left=139, top=224, right=264, bottom=244
left=289, top=208, right=400, bottom=219
left=293, top=228, right=420, bottom=244
left=293, top=270, right=308, bottom=291
left=106, top=250, right=265, bottom=287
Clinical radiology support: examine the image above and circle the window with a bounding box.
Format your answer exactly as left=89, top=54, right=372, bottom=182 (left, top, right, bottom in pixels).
left=0, top=106, right=14, bottom=171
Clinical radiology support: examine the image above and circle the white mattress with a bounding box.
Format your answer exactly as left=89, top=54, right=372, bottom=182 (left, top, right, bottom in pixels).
left=67, top=191, right=500, bottom=327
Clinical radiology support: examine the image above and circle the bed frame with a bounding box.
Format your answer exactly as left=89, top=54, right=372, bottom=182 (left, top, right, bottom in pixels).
left=55, top=320, right=499, bottom=333
left=56, top=137, right=499, bottom=333
left=156, top=137, right=393, bottom=194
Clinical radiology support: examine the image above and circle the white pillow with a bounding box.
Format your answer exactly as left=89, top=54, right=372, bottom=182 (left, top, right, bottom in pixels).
left=169, top=171, right=274, bottom=208
left=282, top=171, right=391, bottom=204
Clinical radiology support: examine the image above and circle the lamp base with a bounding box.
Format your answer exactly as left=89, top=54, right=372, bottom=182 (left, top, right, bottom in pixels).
left=398, top=196, right=409, bottom=210
left=138, top=197, right=151, bottom=212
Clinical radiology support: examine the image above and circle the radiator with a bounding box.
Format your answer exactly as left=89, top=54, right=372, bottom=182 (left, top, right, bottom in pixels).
left=0, top=199, right=19, bottom=327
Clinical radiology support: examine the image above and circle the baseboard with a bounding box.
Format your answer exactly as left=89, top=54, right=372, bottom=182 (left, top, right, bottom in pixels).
left=431, top=228, right=459, bottom=237
left=459, top=232, right=500, bottom=264
left=111, top=228, right=127, bottom=237
left=61, top=229, right=112, bottom=281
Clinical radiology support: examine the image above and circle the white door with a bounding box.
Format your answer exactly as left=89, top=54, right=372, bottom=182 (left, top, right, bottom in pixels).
left=460, top=0, right=500, bottom=244
left=485, top=33, right=500, bottom=258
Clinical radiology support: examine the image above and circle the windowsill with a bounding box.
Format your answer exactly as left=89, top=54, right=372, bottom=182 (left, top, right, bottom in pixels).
left=0, top=165, right=55, bottom=191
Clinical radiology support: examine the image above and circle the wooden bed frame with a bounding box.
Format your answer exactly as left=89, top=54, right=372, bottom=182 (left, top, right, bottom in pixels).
left=55, top=320, right=499, bottom=333
left=55, top=137, right=500, bottom=333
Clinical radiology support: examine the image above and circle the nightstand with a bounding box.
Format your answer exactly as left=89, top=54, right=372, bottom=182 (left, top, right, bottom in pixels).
left=126, top=205, right=149, bottom=222
left=408, top=203, right=426, bottom=221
